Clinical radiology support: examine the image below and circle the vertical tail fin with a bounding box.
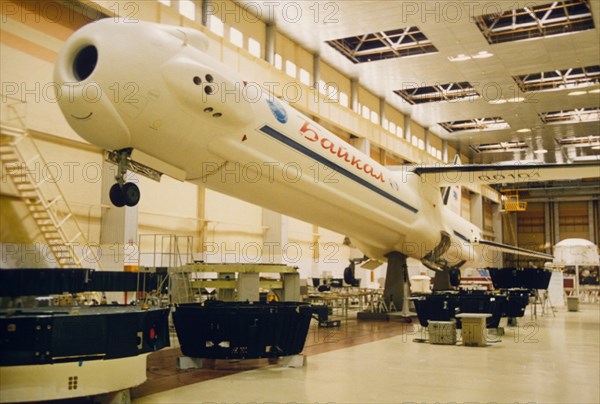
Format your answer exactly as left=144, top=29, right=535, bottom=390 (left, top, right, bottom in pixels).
left=442, top=155, right=462, bottom=215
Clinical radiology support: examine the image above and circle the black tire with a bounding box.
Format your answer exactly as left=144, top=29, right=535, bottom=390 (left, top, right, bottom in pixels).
left=109, top=183, right=126, bottom=207
left=122, top=182, right=140, bottom=207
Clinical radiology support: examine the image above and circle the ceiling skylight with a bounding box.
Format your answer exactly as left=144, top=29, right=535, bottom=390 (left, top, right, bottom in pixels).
left=556, top=135, right=600, bottom=147
left=439, top=117, right=510, bottom=133
left=475, top=0, right=594, bottom=45
left=514, top=65, right=600, bottom=92
left=470, top=142, right=529, bottom=153
left=540, top=108, right=600, bottom=124
left=325, top=27, right=437, bottom=63
left=394, top=82, right=479, bottom=105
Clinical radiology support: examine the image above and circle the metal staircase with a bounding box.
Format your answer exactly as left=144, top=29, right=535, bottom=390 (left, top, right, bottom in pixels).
left=1, top=97, right=100, bottom=268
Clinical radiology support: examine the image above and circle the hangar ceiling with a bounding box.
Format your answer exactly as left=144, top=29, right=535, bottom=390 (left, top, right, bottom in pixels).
left=235, top=0, right=600, bottom=166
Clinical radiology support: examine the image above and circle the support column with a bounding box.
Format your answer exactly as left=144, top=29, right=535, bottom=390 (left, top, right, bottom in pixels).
left=544, top=202, right=552, bottom=255
left=470, top=193, right=483, bottom=230
left=282, top=273, right=301, bottom=302
left=553, top=202, right=560, bottom=243
left=217, top=273, right=235, bottom=301
left=492, top=202, right=504, bottom=268
left=264, top=23, right=275, bottom=65
left=312, top=54, right=320, bottom=91
left=311, top=224, right=320, bottom=279
left=201, top=0, right=211, bottom=26
left=379, top=97, right=386, bottom=127
left=350, top=79, right=359, bottom=114
left=197, top=187, right=206, bottom=255
left=383, top=252, right=409, bottom=312
left=237, top=273, right=259, bottom=301
left=442, top=140, right=449, bottom=163
left=262, top=209, right=287, bottom=264
left=403, top=114, right=412, bottom=143
left=194, top=0, right=203, bottom=22
left=588, top=201, right=595, bottom=243
left=99, top=161, right=138, bottom=270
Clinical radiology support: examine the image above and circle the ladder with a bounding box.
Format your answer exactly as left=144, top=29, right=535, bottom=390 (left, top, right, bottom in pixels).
left=0, top=123, right=100, bottom=268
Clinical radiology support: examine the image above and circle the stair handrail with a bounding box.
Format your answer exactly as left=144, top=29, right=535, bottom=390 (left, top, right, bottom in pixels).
left=1, top=95, right=101, bottom=268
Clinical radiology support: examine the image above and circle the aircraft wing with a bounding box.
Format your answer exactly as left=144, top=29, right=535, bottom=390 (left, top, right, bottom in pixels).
left=478, top=239, right=554, bottom=260
left=412, top=162, right=599, bottom=187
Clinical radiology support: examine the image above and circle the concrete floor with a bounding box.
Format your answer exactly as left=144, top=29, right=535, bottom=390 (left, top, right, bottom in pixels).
left=136, top=304, right=600, bottom=404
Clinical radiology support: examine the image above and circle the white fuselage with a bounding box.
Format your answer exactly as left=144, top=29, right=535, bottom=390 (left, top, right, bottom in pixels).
left=54, top=19, right=481, bottom=265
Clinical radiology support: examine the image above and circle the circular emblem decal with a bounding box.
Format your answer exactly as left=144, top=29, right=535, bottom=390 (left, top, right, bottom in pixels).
left=266, top=97, right=288, bottom=124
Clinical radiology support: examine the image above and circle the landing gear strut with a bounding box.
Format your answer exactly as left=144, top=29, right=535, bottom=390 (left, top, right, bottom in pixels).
left=109, top=150, right=140, bottom=207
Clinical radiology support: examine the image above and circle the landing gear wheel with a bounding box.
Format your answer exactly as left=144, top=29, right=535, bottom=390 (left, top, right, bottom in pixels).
left=122, top=182, right=140, bottom=207
left=109, top=182, right=140, bottom=207
left=109, top=183, right=126, bottom=207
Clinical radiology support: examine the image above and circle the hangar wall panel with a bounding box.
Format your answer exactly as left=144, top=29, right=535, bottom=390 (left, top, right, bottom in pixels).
left=384, top=105, right=405, bottom=138
left=320, top=62, right=351, bottom=100
left=558, top=201, right=589, bottom=241
left=516, top=202, right=546, bottom=254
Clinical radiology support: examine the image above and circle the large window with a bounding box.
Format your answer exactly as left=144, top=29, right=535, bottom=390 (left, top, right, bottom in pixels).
left=395, top=126, right=403, bottom=138
left=248, top=38, right=261, bottom=57
left=285, top=60, right=297, bottom=78
left=230, top=27, right=243, bottom=48
left=299, top=69, right=311, bottom=86
left=209, top=15, right=224, bottom=37
left=274, top=54, right=282, bottom=70
left=361, top=105, right=370, bottom=120
left=179, top=0, right=195, bottom=20
left=370, top=111, right=379, bottom=124
left=339, top=92, right=348, bottom=107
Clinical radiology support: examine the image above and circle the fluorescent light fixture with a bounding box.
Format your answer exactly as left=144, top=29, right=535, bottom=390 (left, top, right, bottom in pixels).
left=449, top=51, right=494, bottom=62
left=448, top=54, right=471, bottom=62
left=489, top=99, right=508, bottom=104
left=572, top=155, right=600, bottom=162
left=568, top=90, right=588, bottom=96
left=589, top=88, right=600, bottom=94
left=472, top=51, right=494, bottom=59
left=534, top=149, right=548, bottom=154
left=517, top=128, right=532, bottom=133
left=592, top=145, right=600, bottom=150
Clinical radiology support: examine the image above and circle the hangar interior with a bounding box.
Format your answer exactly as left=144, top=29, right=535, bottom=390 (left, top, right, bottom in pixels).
left=0, top=0, right=599, bottom=403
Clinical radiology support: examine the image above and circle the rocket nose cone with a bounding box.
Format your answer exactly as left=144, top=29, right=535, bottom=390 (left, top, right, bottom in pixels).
left=54, top=23, right=131, bottom=150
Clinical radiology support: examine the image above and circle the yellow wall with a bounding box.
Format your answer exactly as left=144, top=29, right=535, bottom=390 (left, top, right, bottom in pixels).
left=320, top=61, right=350, bottom=99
